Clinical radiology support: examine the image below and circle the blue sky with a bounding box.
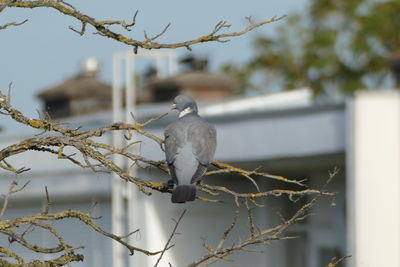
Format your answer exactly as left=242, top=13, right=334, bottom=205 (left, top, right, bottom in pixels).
left=0, top=0, right=308, bottom=118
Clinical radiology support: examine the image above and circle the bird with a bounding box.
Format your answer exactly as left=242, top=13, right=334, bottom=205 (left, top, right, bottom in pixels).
left=164, top=95, right=217, bottom=203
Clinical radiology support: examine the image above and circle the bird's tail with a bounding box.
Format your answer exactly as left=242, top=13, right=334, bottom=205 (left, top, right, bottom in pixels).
left=171, top=184, right=196, bottom=203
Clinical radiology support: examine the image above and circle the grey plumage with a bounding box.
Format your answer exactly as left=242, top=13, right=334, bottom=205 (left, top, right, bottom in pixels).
left=164, top=95, right=217, bottom=203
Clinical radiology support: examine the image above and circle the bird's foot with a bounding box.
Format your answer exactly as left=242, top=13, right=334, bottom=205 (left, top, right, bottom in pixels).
left=164, top=179, right=175, bottom=190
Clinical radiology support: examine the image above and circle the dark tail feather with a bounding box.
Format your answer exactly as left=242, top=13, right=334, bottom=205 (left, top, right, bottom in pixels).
left=171, top=185, right=196, bottom=203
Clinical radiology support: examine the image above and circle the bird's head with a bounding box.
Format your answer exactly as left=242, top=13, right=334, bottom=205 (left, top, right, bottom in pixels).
left=171, top=94, right=198, bottom=117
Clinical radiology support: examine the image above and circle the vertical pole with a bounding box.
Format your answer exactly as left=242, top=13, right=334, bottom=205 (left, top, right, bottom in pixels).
left=112, top=54, right=125, bottom=267
left=156, top=54, right=164, bottom=78
left=125, top=54, right=139, bottom=267
left=111, top=50, right=178, bottom=267
left=168, top=52, right=178, bottom=76
left=125, top=54, right=135, bottom=123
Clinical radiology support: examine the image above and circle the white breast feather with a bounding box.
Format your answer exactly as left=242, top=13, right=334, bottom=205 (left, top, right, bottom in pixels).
left=179, top=107, right=194, bottom=118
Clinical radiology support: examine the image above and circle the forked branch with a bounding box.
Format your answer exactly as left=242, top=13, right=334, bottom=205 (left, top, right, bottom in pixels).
left=2, top=0, right=285, bottom=51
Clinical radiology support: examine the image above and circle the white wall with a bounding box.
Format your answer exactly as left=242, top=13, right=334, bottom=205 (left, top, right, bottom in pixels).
left=347, top=91, right=400, bottom=267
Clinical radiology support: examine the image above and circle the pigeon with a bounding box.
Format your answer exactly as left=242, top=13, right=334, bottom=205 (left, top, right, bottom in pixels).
left=164, top=95, right=217, bottom=203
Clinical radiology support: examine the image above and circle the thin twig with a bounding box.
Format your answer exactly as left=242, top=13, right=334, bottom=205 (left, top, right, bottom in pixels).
left=154, top=209, right=186, bottom=267
left=0, top=19, right=28, bottom=30
left=325, top=255, right=351, bottom=267
left=0, top=179, right=30, bottom=220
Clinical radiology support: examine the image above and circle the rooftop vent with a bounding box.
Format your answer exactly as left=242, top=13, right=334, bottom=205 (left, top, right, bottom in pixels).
left=80, top=57, right=101, bottom=77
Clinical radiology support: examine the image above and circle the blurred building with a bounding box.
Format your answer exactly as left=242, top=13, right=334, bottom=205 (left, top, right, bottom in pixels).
left=0, top=56, right=397, bottom=267
left=38, top=58, right=112, bottom=119
left=144, top=70, right=237, bottom=103
left=37, top=57, right=237, bottom=119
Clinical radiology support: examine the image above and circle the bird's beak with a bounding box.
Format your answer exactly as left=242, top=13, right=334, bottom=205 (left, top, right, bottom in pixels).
left=170, top=104, right=177, bottom=110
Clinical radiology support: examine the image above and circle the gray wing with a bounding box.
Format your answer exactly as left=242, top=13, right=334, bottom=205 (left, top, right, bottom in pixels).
left=164, top=121, right=185, bottom=184
left=188, top=120, right=217, bottom=166
left=187, top=120, right=216, bottom=184
left=190, top=164, right=208, bottom=184
left=164, top=121, right=185, bottom=164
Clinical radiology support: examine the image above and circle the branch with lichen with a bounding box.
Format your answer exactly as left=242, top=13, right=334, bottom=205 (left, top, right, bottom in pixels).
left=0, top=181, right=172, bottom=266
left=0, top=0, right=285, bottom=52
left=0, top=210, right=163, bottom=256
left=189, top=169, right=339, bottom=267
left=188, top=198, right=309, bottom=266
left=0, top=252, right=84, bottom=267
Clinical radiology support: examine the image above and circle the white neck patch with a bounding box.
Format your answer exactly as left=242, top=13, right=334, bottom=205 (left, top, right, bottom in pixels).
left=179, top=107, right=194, bottom=118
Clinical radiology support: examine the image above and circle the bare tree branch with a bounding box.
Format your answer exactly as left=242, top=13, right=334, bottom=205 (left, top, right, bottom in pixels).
left=154, top=209, right=186, bottom=267
left=144, top=23, right=171, bottom=43
left=3, top=0, right=285, bottom=50
left=0, top=178, right=30, bottom=219
left=325, top=255, right=351, bottom=267
left=97, top=10, right=138, bottom=31
left=0, top=206, right=164, bottom=256
left=68, top=21, right=86, bottom=36
left=188, top=169, right=339, bottom=266
left=0, top=19, right=28, bottom=30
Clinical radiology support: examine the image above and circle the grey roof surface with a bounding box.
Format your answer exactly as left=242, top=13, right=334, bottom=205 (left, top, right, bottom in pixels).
left=37, top=75, right=111, bottom=100
left=149, top=70, right=238, bottom=90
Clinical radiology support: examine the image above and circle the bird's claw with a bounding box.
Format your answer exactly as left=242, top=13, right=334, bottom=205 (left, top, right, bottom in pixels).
left=164, top=179, right=175, bottom=190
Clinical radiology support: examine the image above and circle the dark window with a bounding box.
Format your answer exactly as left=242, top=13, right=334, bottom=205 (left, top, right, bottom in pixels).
left=45, top=98, right=70, bottom=119
left=153, top=84, right=179, bottom=102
